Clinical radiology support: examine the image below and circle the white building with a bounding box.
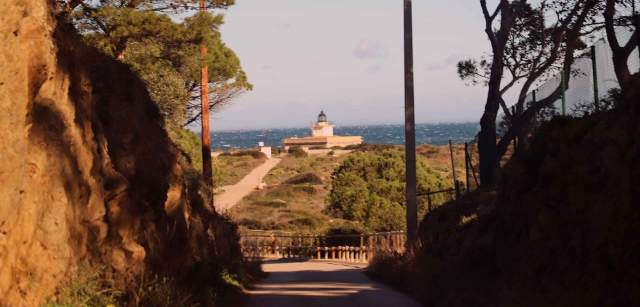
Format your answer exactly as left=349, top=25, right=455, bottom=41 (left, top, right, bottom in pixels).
left=311, top=111, right=334, bottom=137
left=283, top=111, right=363, bottom=150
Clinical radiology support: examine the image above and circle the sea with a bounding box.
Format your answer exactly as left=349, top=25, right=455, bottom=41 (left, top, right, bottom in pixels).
left=211, top=123, right=479, bottom=149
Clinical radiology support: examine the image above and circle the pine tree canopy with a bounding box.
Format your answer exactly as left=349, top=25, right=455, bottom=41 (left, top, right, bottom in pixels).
left=71, top=0, right=251, bottom=130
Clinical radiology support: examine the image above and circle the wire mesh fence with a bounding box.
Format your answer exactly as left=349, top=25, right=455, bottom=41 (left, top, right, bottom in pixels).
left=524, top=29, right=640, bottom=117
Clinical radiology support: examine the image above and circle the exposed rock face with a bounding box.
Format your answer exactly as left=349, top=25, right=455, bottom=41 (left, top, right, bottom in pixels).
left=0, top=1, right=238, bottom=305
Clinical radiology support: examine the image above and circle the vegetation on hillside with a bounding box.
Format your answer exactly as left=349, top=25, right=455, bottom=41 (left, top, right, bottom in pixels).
left=231, top=153, right=350, bottom=233
left=327, top=149, right=448, bottom=231
left=417, top=143, right=478, bottom=190
left=45, top=259, right=263, bottom=307
left=368, top=77, right=640, bottom=306
left=231, top=146, right=467, bottom=234
left=215, top=152, right=267, bottom=186
left=171, top=129, right=266, bottom=187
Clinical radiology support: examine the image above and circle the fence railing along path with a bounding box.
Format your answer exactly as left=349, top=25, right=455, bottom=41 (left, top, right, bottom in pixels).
left=240, top=230, right=406, bottom=263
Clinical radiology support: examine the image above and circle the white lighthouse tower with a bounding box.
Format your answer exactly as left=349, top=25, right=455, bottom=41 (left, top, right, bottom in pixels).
left=311, top=111, right=334, bottom=137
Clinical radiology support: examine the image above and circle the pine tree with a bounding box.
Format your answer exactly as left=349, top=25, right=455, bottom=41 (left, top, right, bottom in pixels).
left=69, top=0, right=251, bottom=130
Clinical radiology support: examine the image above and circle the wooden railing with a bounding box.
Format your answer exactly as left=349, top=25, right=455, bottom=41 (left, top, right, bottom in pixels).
left=240, top=230, right=406, bottom=263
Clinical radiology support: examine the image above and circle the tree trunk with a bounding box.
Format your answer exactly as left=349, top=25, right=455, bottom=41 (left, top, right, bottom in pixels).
left=477, top=0, right=513, bottom=187
left=604, top=0, right=639, bottom=95
left=200, top=0, right=214, bottom=196
left=478, top=104, right=499, bottom=187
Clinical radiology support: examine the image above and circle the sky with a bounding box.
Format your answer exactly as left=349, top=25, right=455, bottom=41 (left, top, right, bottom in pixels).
left=208, top=0, right=491, bottom=131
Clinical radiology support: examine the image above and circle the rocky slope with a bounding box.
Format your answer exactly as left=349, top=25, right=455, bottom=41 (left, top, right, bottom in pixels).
left=0, top=1, right=240, bottom=305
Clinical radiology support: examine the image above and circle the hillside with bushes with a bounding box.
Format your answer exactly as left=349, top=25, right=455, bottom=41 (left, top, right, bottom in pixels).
left=327, top=149, right=448, bottom=231
left=368, top=76, right=640, bottom=307
left=231, top=148, right=452, bottom=234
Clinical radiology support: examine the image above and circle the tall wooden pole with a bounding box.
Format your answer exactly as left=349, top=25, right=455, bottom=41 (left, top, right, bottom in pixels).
left=634, top=1, right=640, bottom=64
left=403, top=0, right=418, bottom=251
left=200, top=0, right=214, bottom=195
left=561, top=72, right=567, bottom=116
left=591, top=46, right=599, bottom=111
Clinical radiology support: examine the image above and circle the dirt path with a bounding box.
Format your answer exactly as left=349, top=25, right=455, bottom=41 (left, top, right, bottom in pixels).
left=246, top=260, right=421, bottom=307
left=215, top=157, right=281, bottom=212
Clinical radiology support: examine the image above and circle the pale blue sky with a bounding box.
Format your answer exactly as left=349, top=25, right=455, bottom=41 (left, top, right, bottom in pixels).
left=210, top=0, right=490, bottom=131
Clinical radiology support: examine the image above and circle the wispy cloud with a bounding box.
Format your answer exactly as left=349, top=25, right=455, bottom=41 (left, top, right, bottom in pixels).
left=366, top=64, right=382, bottom=74
left=275, top=23, right=292, bottom=30
left=425, top=54, right=467, bottom=71
left=353, top=39, right=389, bottom=60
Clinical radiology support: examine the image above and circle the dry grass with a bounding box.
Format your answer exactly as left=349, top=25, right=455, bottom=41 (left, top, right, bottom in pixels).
left=417, top=143, right=479, bottom=191
left=230, top=153, right=352, bottom=233
left=264, top=154, right=345, bottom=185
left=214, top=152, right=267, bottom=186
left=231, top=145, right=477, bottom=233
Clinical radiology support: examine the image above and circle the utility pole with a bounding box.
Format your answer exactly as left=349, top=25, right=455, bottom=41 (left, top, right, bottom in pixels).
left=200, top=0, right=214, bottom=198
left=634, top=0, right=640, bottom=64
left=591, top=46, right=599, bottom=111
left=403, top=0, right=418, bottom=252
left=561, top=72, right=567, bottom=116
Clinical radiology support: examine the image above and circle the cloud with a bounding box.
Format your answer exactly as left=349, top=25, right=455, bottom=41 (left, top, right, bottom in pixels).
left=366, top=64, right=382, bottom=74
left=261, top=65, right=273, bottom=71
left=353, top=39, right=389, bottom=60
left=425, top=54, right=467, bottom=71
left=275, top=23, right=292, bottom=30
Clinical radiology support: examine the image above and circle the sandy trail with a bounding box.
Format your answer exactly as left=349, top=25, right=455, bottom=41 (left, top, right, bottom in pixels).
left=246, top=260, right=421, bottom=307
left=215, top=157, right=281, bottom=212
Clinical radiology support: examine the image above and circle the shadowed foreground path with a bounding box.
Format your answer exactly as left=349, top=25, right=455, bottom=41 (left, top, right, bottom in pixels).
left=247, top=260, right=421, bottom=307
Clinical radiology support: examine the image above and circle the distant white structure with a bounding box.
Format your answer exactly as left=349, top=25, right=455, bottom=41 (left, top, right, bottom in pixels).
left=311, top=111, right=334, bottom=137
left=258, top=142, right=272, bottom=159
left=283, top=111, right=363, bottom=150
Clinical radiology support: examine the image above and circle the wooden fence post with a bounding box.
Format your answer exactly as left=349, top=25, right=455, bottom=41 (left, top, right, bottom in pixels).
left=449, top=140, right=460, bottom=200
left=465, top=142, right=470, bottom=193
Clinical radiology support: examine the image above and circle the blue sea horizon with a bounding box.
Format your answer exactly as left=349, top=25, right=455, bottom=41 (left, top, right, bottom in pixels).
left=208, top=122, right=480, bottom=150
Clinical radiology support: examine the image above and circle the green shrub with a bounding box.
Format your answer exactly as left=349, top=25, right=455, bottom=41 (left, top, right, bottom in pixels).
left=293, top=185, right=317, bottom=195
left=44, top=262, right=121, bottom=307
left=255, top=199, right=288, bottom=208
left=287, top=146, right=308, bottom=157
left=170, top=128, right=203, bottom=170
left=220, top=150, right=266, bottom=159
left=171, top=129, right=225, bottom=188
left=327, top=149, right=447, bottom=231
left=288, top=217, right=323, bottom=229
left=133, top=276, right=193, bottom=307
left=238, top=218, right=268, bottom=229
left=366, top=251, right=411, bottom=290
left=284, top=173, right=323, bottom=185
left=344, top=143, right=396, bottom=152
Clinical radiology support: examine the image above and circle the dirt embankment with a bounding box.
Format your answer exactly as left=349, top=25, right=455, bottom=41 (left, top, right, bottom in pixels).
left=369, top=78, right=640, bottom=307
left=0, top=1, right=239, bottom=305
